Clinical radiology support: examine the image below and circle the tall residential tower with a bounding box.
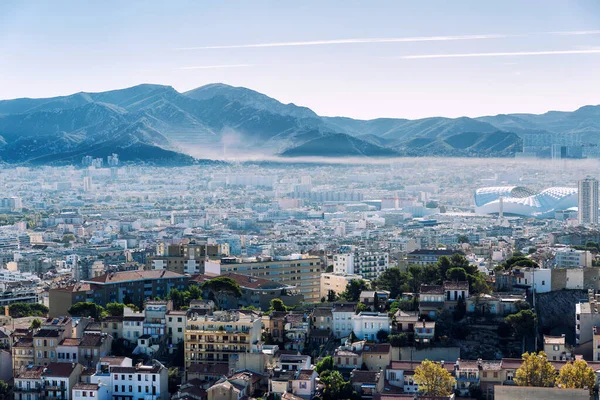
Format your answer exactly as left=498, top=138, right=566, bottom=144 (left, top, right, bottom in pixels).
left=578, top=177, right=599, bottom=225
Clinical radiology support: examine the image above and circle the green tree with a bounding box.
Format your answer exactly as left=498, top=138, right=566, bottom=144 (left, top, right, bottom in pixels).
left=0, top=380, right=9, bottom=400
left=320, top=370, right=355, bottom=400
left=327, top=290, right=337, bottom=302
left=168, top=367, right=180, bottom=394
left=414, top=360, right=456, bottom=396
left=68, top=302, right=105, bottom=320
left=374, top=267, right=408, bottom=299
left=515, top=352, right=556, bottom=387
left=505, top=310, right=537, bottom=340
left=168, top=288, right=185, bottom=310
left=61, top=234, right=76, bottom=244
left=453, top=296, right=467, bottom=321
left=457, top=235, right=469, bottom=244
left=446, top=267, right=467, bottom=282
left=355, top=302, right=369, bottom=314
left=341, top=279, right=368, bottom=302
left=388, top=333, right=408, bottom=347
left=29, top=318, right=42, bottom=330
left=315, top=356, right=334, bottom=374
left=376, top=329, right=389, bottom=343
left=269, top=298, right=287, bottom=313
left=201, top=276, right=242, bottom=307
left=188, top=285, right=202, bottom=301
left=8, top=303, right=49, bottom=318
left=556, top=359, right=596, bottom=393
left=106, top=303, right=125, bottom=317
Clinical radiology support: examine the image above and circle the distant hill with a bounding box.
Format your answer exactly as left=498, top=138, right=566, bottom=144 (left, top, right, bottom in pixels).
left=0, top=82, right=597, bottom=164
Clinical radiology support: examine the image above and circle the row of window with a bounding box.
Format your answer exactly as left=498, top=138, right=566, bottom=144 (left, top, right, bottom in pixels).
left=114, top=374, right=156, bottom=382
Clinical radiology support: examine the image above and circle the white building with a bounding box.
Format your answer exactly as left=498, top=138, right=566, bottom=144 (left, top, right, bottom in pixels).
left=555, top=248, right=593, bottom=268
left=166, top=310, right=187, bottom=349
left=73, top=382, right=110, bottom=400
left=91, top=357, right=168, bottom=400
left=579, top=177, right=599, bottom=225
left=351, top=312, right=391, bottom=341
left=514, top=267, right=551, bottom=293
left=332, top=303, right=356, bottom=339
left=333, top=251, right=390, bottom=280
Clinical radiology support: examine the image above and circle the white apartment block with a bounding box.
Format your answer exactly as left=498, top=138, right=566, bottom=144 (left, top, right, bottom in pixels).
left=555, top=248, right=593, bottom=268
left=352, top=312, right=391, bottom=341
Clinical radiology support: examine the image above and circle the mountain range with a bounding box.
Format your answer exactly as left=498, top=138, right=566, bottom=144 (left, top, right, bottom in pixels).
left=0, top=83, right=598, bottom=165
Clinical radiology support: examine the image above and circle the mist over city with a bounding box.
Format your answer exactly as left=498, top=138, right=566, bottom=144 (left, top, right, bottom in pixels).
left=1, top=1, right=600, bottom=400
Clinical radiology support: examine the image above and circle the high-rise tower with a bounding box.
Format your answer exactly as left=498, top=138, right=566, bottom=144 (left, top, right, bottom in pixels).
left=578, top=177, right=599, bottom=225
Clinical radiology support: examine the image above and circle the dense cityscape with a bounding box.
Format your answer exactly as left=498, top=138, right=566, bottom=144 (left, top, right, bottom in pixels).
left=0, top=156, right=597, bottom=399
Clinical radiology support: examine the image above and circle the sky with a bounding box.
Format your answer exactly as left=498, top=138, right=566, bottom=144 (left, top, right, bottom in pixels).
left=1, top=0, right=600, bottom=119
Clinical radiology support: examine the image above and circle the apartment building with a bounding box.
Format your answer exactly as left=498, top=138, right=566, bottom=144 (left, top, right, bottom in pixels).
left=148, top=243, right=225, bottom=275
left=90, top=357, right=168, bottom=400
left=332, top=303, right=356, bottom=339
left=332, top=252, right=389, bottom=280
left=193, top=272, right=304, bottom=311
left=0, top=281, right=39, bottom=307
left=407, top=249, right=461, bottom=266
left=351, top=312, right=391, bottom=341
left=34, top=317, right=73, bottom=366
left=184, top=310, right=262, bottom=369
left=320, top=272, right=365, bottom=298
left=219, top=255, right=322, bottom=303
left=49, top=270, right=189, bottom=315
left=555, top=247, right=593, bottom=268
left=575, top=289, right=600, bottom=345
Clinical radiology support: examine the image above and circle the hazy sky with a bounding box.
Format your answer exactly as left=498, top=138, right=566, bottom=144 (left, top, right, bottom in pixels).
left=1, top=0, right=599, bottom=119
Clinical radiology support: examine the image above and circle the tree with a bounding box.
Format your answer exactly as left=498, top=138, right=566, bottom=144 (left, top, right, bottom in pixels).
left=0, top=380, right=9, bottom=400
left=320, top=370, right=354, bottom=400
left=505, top=310, right=537, bottom=339
left=315, top=356, right=334, bottom=374
left=106, top=302, right=125, bottom=317
left=68, top=302, right=105, bottom=320
left=446, top=267, right=467, bottom=282
left=376, top=329, right=389, bottom=343
left=188, top=284, right=202, bottom=301
left=327, top=290, right=337, bottom=303
left=355, top=302, right=369, bottom=314
left=453, top=296, right=466, bottom=321
left=8, top=303, right=49, bottom=318
left=374, top=267, right=408, bottom=299
left=201, top=277, right=242, bottom=308
left=413, top=360, right=456, bottom=396
left=341, top=279, right=368, bottom=302
left=168, top=367, right=180, bottom=394
left=61, top=234, right=76, bottom=244
left=30, top=318, right=42, bottom=330
left=457, top=235, right=469, bottom=244
left=556, top=359, right=596, bottom=393
left=514, top=352, right=556, bottom=387
left=269, top=298, right=287, bottom=313
left=388, top=333, right=408, bottom=347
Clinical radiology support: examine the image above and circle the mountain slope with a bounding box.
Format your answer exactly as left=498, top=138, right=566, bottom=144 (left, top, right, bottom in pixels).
left=0, top=82, right=597, bottom=163
left=280, top=133, right=400, bottom=157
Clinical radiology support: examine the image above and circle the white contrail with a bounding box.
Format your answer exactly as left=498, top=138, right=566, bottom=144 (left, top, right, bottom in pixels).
left=399, top=49, right=600, bottom=59
left=175, top=64, right=256, bottom=70
left=176, top=30, right=600, bottom=51
left=176, top=34, right=515, bottom=50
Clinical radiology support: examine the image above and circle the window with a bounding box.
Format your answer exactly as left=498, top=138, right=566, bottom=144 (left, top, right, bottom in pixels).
left=152, top=375, right=156, bottom=382
left=493, top=372, right=498, bottom=378
left=83, top=391, right=87, bottom=397
left=90, top=392, right=95, bottom=397
left=114, top=386, right=118, bottom=392
left=114, top=375, right=118, bottom=380
left=299, top=382, right=307, bottom=389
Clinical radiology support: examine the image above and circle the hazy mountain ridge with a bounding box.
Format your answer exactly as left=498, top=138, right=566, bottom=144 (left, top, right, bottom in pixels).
left=0, top=82, right=597, bottom=164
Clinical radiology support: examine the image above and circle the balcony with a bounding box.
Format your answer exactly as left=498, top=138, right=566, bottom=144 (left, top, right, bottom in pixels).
left=14, top=386, right=42, bottom=392
left=457, top=376, right=479, bottom=383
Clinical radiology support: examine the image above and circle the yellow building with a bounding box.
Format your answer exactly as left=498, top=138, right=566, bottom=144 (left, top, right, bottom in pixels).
left=320, top=273, right=365, bottom=298
left=184, top=310, right=262, bottom=370
left=219, top=256, right=322, bottom=303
